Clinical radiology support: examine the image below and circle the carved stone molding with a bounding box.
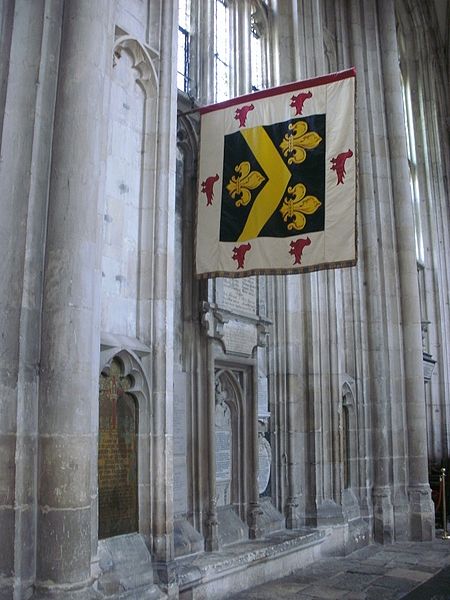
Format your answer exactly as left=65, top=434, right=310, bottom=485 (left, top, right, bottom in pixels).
left=113, top=35, right=158, bottom=96
left=201, top=301, right=227, bottom=340
left=201, top=301, right=271, bottom=357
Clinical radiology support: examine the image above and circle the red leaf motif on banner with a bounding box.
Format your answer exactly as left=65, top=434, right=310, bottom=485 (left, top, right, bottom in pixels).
left=330, top=149, right=353, bottom=185
left=234, top=104, right=255, bottom=128
left=289, top=237, right=311, bottom=265
left=290, top=91, right=312, bottom=115
left=232, top=243, right=251, bottom=269
left=201, top=173, right=220, bottom=206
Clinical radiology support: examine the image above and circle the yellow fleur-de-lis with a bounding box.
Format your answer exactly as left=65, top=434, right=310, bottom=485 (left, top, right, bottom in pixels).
left=279, top=121, right=322, bottom=165
left=226, top=161, right=266, bottom=207
left=280, top=183, right=321, bottom=231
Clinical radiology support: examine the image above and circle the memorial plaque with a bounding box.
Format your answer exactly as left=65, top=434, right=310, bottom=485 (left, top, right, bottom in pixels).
left=173, top=457, right=188, bottom=516
left=257, top=436, right=272, bottom=496
left=215, top=431, right=232, bottom=480
left=173, top=373, right=187, bottom=456
left=258, top=377, right=269, bottom=417
left=215, top=399, right=232, bottom=506
left=423, top=352, right=436, bottom=382
left=98, top=360, right=138, bottom=539
left=222, top=320, right=257, bottom=356
left=218, top=277, right=257, bottom=315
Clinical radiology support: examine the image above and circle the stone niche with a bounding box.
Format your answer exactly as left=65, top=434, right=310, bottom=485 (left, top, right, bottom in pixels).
left=214, top=368, right=252, bottom=546
left=96, top=346, right=163, bottom=597
left=98, top=358, right=138, bottom=539
left=215, top=392, right=232, bottom=506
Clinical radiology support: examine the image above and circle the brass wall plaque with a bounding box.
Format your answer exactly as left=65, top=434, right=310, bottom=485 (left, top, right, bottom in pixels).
left=98, top=359, right=138, bottom=539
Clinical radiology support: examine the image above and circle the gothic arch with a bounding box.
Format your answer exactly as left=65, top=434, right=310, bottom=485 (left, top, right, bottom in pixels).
left=100, top=348, right=151, bottom=416
left=251, top=0, right=269, bottom=36
left=177, top=113, right=199, bottom=162
left=102, top=32, right=160, bottom=340
left=98, top=349, right=153, bottom=546
left=214, top=368, right=246, bottom=513
left=176, top=111, right=203, bottom=330
left=113, top=35, right=158, bottom=96
left=215, top=369, right=246, bottom=439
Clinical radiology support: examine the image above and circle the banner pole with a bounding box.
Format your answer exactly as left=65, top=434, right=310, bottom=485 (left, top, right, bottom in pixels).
left=177, top=106, right=202, bottom=118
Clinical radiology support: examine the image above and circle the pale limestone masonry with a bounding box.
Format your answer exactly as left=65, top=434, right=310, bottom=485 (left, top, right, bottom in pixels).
left=0, top=1, right=448, bottom=599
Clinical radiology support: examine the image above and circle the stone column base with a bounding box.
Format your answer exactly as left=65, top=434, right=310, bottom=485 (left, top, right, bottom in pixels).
left=372, top=486, right=394, bottom=544
left=285, top=497, right=301, bottom=529
left=408, top=484, right=435, bottom=541
left=248, top=502, right=264, bottom=539
left=33, top=579, right=99, bottom=600
left=205, top=510, right=219, bottom=551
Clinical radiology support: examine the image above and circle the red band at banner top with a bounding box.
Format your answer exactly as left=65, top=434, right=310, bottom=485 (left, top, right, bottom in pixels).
left=199, top=68, right=356, bottom=116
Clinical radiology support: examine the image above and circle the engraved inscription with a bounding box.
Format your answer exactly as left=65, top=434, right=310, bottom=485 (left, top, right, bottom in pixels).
left=98, top=359, right=138, bottom=539
left=258, top=436, right=272, bottom=496
left=215, top=394, right=232, bottom=506
left=258, top=377, right=269, bottom=416
left=215, top=430, right=232, bottom=480
left=222, top=320, right=257, bottom=355
left=173, top=373, right=187, bottom=456
left=219, top=277, right=257, bottom=315
left=173, top=457, right=188, bottom=515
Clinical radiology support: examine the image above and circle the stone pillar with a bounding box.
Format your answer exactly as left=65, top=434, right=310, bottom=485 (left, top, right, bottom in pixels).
left=205, top=338, right=219, bottom=551
left=150, top=0, right=178, bottom=593
left=270, top=0, right=297, bottom=85
left=348, top=0, right=395, bottom=543
left=248, top=366, right=264, bottom=538
left=378, top=0, right=434, bottom=541
left=0, top=2, right=63, bottom=598
left=231, top=0, right=251, bottom=96
left=34, top=2, right=113, bottom=598
left=278, top=0, right=330, bottom=528
left=284, top=276, right=302, bottom=529
left=194, top=0, right=215, bottom=104
left=0, top=0, right=14, bottom=137
left=266, top=278, right=289, bottom=520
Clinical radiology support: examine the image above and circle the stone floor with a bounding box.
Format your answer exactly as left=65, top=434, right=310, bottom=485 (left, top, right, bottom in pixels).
left=229, top=533, right=450, bottom=600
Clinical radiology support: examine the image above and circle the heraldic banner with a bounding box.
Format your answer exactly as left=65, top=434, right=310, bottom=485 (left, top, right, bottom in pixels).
left=195, top=68, right=356, bottom=278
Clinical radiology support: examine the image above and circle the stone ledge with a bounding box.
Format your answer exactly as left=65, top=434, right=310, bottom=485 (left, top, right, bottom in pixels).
left=176, top=528, right=326, bottom=599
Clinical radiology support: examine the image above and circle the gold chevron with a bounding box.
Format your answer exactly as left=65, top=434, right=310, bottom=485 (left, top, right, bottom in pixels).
left=237, top=126, right=291, bottom=241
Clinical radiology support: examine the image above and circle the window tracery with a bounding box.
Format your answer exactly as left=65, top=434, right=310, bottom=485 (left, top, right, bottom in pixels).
left=214, top=0, right=230, bottom=100
left=398, top=25, right=425, bottom=265
left=401, top=73, right=425, bottom=265
left=178, top=0, right=191, bottom=92
left=250, top=1, right=267, bottom=91
left=178, top=0, right=268, bottom=101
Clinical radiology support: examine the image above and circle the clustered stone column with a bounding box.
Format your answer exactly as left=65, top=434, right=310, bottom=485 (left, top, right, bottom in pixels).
left=202, top=312, right=220, bottom=552
left=35, top=1, right=113, bottom=597
left=193, top=0, right=215, bottom=105
left=0, top=1, right=64, bottom=598
left=231, top=0, right=251, bottom=96
left=379, top=0, right=434, bottom=540
left=150, top=0, right=179, bottom=590
left=348, top=0, right=396, bottom=542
